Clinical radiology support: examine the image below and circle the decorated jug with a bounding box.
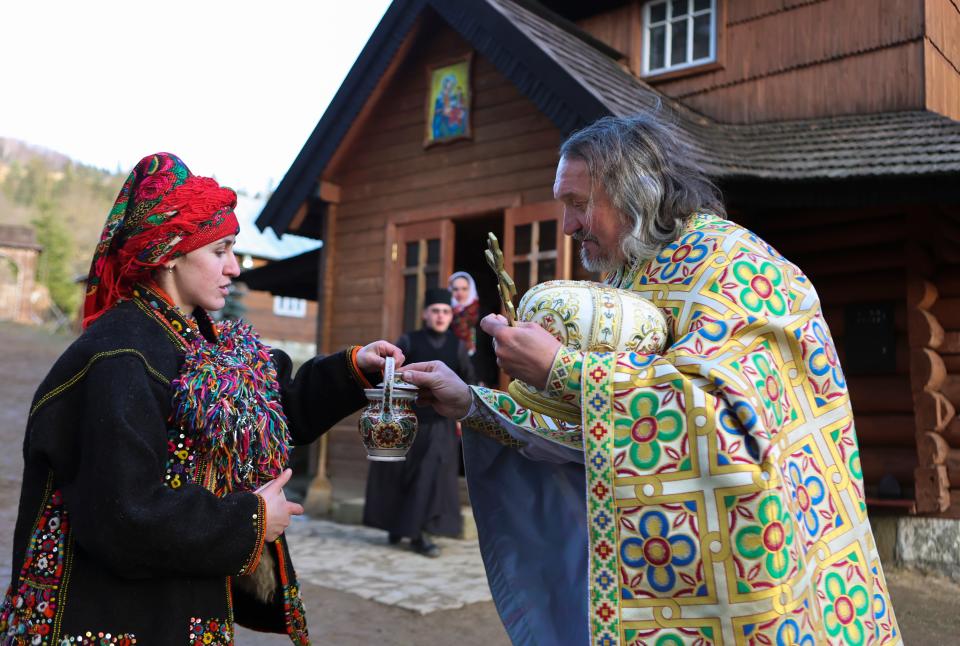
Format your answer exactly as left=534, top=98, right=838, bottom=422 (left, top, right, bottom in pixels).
left=358, top=356, right=419, bottom=461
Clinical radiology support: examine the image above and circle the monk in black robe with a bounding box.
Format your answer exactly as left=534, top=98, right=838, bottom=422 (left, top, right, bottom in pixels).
left=363, top=288, right=475, bottom=557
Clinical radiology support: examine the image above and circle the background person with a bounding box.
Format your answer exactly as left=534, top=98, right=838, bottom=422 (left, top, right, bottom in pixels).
left=363, top=287, right=475, bottom=557
left=448, top=270, right=480, bottom=356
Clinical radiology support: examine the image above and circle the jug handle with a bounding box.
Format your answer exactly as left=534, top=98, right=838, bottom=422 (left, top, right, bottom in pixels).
left=381, top=356, right=395, bottom=422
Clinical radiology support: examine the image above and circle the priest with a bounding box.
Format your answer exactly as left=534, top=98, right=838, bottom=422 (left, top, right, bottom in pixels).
left=401, top=114, right=901, bottom=646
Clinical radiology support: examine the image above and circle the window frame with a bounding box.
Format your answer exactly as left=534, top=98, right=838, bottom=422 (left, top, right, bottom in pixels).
left=273, top=295, right=308, bottom=318
left=641, top=0, right=718, bottom=78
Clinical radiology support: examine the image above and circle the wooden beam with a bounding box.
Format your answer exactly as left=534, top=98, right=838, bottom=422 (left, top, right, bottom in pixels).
left=944, top=374, right=960, bottom=410
left=319, top=180, right=341, bottom=204
left=945, top=416, right=960, bottom=447
left=929, top=489, right=960, bottom=519
left=931, top=297, right=960, bottom=329
left=628, top=0, right=642, bottom=76
left=288, top=202, right=308, bottom=233
left=861, top=447, right=916, bottom=484
left=937, top=270, right=960, bottom=297
left=914, top=389, right=957, bottom=433
left=855, top=414, right=921, bottom=446
left=304, top=200, right=338, bottom=517
left=914, top=465, right=951, bottom=513
left=918, top=430, right=950, bottom=466
left=908, top=308, right=945, bottom=349
left=324, top=17, right=423, bottom=181
left=847, top=376, right=914, bottom=414
left=908, top=278, right=938, bottom=310
left=389, top=192, right=523, bottom=225
left=948, top=449, right=960, bottom=488
left=941, top=331, right=960, bottom=355
left=910, top=348, right=947, bottom=393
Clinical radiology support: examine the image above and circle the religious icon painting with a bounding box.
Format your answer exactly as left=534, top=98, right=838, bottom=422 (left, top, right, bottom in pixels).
left=424, top=53, right=473, bottom=147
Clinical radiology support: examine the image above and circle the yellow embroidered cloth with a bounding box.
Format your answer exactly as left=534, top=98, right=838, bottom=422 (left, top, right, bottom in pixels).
left=464, top=214, right=900, bottom=646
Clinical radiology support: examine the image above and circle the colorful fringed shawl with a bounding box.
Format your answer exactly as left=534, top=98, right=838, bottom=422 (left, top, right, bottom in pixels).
left=171, top=319, right=291, bottom=496
left=131, top=282, right=292, bottom=496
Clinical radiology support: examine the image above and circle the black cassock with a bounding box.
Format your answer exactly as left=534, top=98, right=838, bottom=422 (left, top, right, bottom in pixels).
left=363, top=328, right=475, bottom=539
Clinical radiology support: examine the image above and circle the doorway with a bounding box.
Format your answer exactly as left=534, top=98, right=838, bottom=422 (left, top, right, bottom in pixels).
left=452, top=213, right=503, bottom=387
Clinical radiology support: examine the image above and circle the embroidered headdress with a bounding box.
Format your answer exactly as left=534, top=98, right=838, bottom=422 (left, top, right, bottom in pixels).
left=83, top=152, right=238, bottom=328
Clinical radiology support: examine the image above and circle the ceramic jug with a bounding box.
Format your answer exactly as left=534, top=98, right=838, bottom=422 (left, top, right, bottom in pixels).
left=358, top=356, right=419, bottom=461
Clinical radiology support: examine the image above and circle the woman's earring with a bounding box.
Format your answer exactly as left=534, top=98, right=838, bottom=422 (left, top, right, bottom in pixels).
left=166, top=265, right=175, bottom=273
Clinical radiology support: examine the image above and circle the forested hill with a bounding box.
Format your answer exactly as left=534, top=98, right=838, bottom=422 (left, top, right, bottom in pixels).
left=0, top=137, right=126, bottom=313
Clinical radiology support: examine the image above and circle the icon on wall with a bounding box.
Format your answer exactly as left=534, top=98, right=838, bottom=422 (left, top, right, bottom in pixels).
left=424, top=53, right=473, bottom=147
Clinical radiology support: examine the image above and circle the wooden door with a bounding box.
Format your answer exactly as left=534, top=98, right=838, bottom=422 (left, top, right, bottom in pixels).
left=499, top=201, right=569, bottom=388
left=503, top=201, right=571, bottom=297
left=386, top=219, right=454, bottom=340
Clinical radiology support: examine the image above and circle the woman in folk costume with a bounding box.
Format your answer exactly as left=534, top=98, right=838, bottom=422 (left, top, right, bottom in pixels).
left=449, top=271, right=499, bottom=387
left=448, top=271, right=480, bottom=356
left=0, top=153, right=402, bottom=644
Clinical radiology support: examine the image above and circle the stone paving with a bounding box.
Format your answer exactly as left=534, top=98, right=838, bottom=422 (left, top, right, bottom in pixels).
left=284, top=516, right=492, bottom=614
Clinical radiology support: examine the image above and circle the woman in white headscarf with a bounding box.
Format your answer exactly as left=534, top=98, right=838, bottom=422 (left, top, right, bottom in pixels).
left=448, top=271, right=479, bottom=356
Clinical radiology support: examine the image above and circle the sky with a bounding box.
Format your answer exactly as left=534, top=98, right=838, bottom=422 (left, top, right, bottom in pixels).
left=0, top=0, right=393, bottom=196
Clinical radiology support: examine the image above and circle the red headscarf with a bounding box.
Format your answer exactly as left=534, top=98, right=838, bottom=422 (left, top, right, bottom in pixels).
left=82, top=152, right=238, bottom=328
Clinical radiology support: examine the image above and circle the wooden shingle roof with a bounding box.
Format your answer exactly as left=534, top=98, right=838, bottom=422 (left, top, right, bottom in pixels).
left=489, top=0, right=960, bottom=180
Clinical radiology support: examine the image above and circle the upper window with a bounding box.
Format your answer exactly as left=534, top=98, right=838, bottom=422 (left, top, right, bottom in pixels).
left=643, top=0, right=717, bottom=76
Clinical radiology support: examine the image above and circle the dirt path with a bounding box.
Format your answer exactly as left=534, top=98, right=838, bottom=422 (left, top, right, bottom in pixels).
left=1, top=321, right=958, bottom=644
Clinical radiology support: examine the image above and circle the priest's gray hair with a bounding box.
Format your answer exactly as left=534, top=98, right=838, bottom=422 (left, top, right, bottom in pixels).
left=559, top=113, right=725, bottom=262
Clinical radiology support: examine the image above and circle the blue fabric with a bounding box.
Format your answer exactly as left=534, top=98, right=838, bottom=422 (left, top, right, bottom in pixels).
left=462, top=428, right=589, bottom=645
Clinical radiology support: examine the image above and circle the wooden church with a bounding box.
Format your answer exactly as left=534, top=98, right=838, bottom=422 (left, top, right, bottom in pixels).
left=248, top=0, right=960, bottom=517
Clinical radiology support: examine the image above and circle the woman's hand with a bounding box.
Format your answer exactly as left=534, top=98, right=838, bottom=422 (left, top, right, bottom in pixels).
left=400, top=361, right=473, bottom=419
left=255, top=469, right=304, bottom=542
left=357, top=340, right=405, bottom=373
left=480, top=314, right=561, bottom=390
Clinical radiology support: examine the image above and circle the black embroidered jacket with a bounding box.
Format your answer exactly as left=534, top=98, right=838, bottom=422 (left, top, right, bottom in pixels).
left=1, top=293, right=370, bottom=644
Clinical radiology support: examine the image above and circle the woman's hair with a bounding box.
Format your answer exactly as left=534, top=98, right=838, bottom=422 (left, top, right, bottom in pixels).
left=559, top=113, right=725, bottom=261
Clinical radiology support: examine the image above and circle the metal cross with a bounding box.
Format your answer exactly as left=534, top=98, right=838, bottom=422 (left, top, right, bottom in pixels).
left=485, top=232, right=517, bottom=326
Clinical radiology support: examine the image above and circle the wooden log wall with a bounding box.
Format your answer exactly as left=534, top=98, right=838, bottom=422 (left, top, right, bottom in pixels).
left=576, top=0, right=927, bottom=123
left=316, top=14, right=563, bottom=497
left=925, top=258, right=960, bottom=515
left=735, top=209, right=917, bottom=498
left=908, top=274, right=952, bottom=513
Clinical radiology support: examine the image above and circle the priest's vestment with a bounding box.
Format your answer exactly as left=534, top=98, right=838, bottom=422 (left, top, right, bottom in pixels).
left=461, top=213, right=901, bottom=646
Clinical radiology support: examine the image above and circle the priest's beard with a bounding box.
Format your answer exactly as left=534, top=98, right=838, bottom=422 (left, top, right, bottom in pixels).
left=575, top=232, right=623, bottom=275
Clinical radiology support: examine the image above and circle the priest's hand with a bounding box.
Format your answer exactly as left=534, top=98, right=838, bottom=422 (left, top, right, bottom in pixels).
left=357, top=340, right=405, bottom=372
left=481, top=314, right=560, bottom=390
left=400, top=361, right=472, bottom=419
left=255, top=468, right=304, bottom=542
